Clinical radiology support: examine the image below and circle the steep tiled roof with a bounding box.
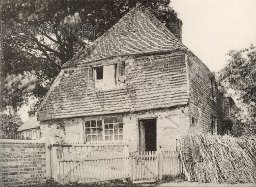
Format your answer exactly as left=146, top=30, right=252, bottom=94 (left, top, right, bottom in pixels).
left=38, top=53, right=189, bottom=121
left=38, top=7, right=191, bottom=121
left=64, top=7, right=186, bottom=67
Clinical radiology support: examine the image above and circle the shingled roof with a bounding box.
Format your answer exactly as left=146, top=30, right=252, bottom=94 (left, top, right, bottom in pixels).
left=38, top=7, right=190, bottom=121
left=64, top=6, right=186, bottom=68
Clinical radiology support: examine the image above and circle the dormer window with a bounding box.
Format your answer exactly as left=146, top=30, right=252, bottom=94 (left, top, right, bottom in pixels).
left=95, top=66, right=103, bottom=80
left=94, top=62, right=126, bottom=90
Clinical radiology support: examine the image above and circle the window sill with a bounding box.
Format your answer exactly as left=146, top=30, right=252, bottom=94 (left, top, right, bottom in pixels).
left=95, top=84, right=126, bottom=91
left=84, top=141, right=127, bottom=146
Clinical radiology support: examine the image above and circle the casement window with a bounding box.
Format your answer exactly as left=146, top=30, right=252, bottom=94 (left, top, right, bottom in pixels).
left=93, top=62, right=126, bottom=89
left=84, top=120, right=103, bottom=142
left=211, top=116, right=218, bottom=135
left=104, top=118, right=123, bottom=141
left=95, top=66, right=103, bottom=80
left=84, top=118, right=123, bottom=143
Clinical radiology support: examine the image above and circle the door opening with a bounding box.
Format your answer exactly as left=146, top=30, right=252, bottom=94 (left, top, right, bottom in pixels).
left=139, top=118, right=157, bottom=152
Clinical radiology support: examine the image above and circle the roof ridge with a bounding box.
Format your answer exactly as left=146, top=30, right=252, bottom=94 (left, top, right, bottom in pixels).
left=65, top=5, right=188, bottom=67
left=93, top=6, right=139, bottom=44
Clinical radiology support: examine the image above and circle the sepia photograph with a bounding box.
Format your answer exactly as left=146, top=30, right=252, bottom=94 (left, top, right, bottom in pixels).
left=0, top=0, right=256, bottom=186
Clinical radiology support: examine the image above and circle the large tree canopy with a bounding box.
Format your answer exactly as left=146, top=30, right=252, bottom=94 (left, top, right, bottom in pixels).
left=218, top=44, right=256, bottom=135
left=1, top=0, right=182, bottom=112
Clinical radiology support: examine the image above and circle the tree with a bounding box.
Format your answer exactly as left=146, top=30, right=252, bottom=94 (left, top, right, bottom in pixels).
left=0, top=113, right=23, bottom=138
left=218, top=44, right=256, bottom=135
left=1, top=0, right=182, bottom=112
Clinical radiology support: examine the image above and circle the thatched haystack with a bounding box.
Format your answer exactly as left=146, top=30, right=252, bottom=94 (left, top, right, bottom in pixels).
left=180, top=133, right=256, bottom=183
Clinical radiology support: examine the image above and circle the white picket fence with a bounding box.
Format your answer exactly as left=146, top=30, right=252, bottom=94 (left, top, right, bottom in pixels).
left=130, top=151, right=158, bottom=182
left=130, top=151, right=182, bottom=182
left=162, top=151, right=183, bottom=176
left=47, top=143, right=184, bottom=184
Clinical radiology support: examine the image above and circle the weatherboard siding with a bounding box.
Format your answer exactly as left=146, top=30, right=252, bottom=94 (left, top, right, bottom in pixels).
left=187, top=55, right=220, bottom=133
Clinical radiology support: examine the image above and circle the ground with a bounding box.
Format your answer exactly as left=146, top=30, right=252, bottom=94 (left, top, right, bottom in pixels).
left=159, top=182, right=256, bottom=187
left=43, top=180, right=256, bottom=187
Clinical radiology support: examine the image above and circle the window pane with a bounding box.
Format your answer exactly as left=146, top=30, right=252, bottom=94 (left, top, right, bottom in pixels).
left=97, top=120, right=102, bottom=127
left=119, top=135, right=123, bottom=140
left=119, top=129, right=123, bottom=134
left=85, top=121, right=90, bottom=128
left=105, top=130, right=109, bottom=135
left=109, top=130, right=113, bottom=135
left=85, top=128, right=90, bottom=134
left=105, top=136, right=109, bottom=141
left=114, top=135, right=119, bottom=141
left=105, top=124, right=109, bottom=129
left=95, top=66, right=103, bottom=80
left=109, top=124, right=113, bottom=129
left=98, top=134, right=103, bottom=141
left=92, top=128, right=96, bottom=134
left=87, top=136, right=91, bottom=142
left=114, top=124, right=118, bottom=130
left=91, top=135, right=97, bottom=141
left=119, top=123, right=123, bottom=128
left=108, top=136, right=113, bottom=141
left=114, top=129, right=118, bottom=135
left=91, top=121, right=96, bottom=127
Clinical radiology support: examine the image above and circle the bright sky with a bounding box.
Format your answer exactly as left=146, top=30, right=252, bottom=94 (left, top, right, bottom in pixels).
left=171, top=0, right=256, bottom=72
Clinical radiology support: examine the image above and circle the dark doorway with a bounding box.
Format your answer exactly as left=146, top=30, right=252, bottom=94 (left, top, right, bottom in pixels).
left=139, top=119, right=157, bottom=151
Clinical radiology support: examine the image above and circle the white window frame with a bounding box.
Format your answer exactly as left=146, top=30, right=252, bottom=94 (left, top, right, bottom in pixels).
left=83, top=118, right=124, bottom=143
left=93, top=62, right=126, bottom=90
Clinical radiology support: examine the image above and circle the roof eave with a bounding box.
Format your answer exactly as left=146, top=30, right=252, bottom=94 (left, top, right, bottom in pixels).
left=38, top=101, right=189, bottom=122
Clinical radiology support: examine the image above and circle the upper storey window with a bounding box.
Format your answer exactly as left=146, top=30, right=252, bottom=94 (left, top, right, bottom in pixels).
left=95, top=66, right=103, bottom=80
left=94, top=62, right=126, bottom=90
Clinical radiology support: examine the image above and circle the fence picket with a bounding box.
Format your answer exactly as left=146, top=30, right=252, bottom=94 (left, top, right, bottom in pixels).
left=53, top=144, right=183, bottom=184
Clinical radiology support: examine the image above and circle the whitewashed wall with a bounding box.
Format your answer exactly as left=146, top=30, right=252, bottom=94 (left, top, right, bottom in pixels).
left=123, top=106, right=190, bottom=152
left=40, top=106, right=190, bottom=149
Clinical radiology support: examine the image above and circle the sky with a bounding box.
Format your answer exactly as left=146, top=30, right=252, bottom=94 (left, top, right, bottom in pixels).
left=171, top=0, right=256, bottom=72
left=18, top=0, right=256, bottom=122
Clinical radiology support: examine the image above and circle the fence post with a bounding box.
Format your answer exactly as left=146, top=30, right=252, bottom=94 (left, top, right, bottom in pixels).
left=179, top=151, right=190, bottom=182
left=123, top=144, right=130, bottom=177
left=130, top=153, right=134, bottom=182
left=158, top=151, right=163, bottom=181
left=51, top=145, right=60, bottom=181
left=45, top=138, right=52, bottom=180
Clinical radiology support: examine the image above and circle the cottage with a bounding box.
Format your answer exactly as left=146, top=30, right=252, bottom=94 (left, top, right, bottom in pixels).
left=38, top=7, right=227, bottom=151
left=18, top=113, right=41, bottom=140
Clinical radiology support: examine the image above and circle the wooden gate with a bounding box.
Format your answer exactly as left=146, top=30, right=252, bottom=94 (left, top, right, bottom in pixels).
left=50, top=143, right=130, bottom=184
left=131, top=151, right=158, bottom=182
left=130, top=151, right=182, bottom=183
